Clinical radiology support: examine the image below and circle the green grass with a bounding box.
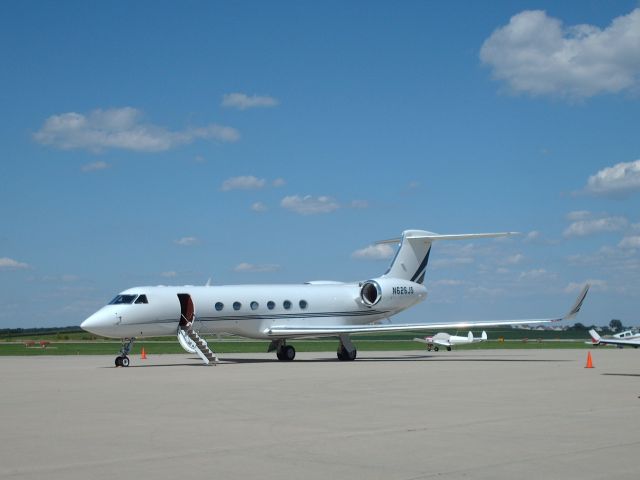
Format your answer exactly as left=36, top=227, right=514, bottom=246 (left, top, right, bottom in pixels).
left=0, top=337, right=592, bottom=356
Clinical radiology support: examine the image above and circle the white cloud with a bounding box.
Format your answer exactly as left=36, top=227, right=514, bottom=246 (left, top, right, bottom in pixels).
left=431, top=279, right=463, bottom=286
left=174, top=237, right=199, bottom=246
left=222, top=93, right=279, bottom=110
left=350, top=200, right=369, bottom=209
left=81, top=161, right=110, bottom=172
left=619, top=235, right=640, bottom=249
left=161, top=271, right=177, bottom=278
left=280, top=195, right=340, bottom=215
left=221, top=175, right=266, bottom=191
left=0, top=257, right=29, bottom=269
left=432, top=257, right=474, bottom=268
left=251, top=202, right=268, bottom=212
left=234, top=262, right=280, bottom=272
left=34, top=107, right=239, bottom=153
left=525, top=231, right=540, bottom=241
left=565, top=279, right=607, bottom=293
left=566, top=210, right=591, bottom=221
left=503, top=253, right=524, bottom=265
left=351, top=244, right=395, bottom=260
left=585, top=159, right=640, bottom=197
left=563, top=216, right=628, bottom=237
left=468, top=285, right=504, bottom=296
left=480, top=9, right=640, bottom=98
left=519, top=268, right=553, bottom=280
left=272, top=178, right=286, bottom=187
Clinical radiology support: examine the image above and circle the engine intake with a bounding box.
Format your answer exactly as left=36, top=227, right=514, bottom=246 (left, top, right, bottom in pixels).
left=360, top=280, right=382, bottom=306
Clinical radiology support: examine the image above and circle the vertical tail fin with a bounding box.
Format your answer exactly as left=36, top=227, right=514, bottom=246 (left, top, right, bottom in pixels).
left=379, top=230, right=515, bottom=284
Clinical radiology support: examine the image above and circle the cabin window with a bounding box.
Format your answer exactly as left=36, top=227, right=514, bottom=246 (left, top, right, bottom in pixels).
left=135, top=295, right=148, bottom=304
left=233, top=301, right=241, bottom=311
left=215, top=302, right=224, bottom=311
left=267, top=301, right=275, bottom=310
left=283, top=300, right=291, bottom=310
left=109, top=294, right=137, bottom=305
left=250, top=301, right=259, bottom=310
left=299, top=300, right=308, bottom=310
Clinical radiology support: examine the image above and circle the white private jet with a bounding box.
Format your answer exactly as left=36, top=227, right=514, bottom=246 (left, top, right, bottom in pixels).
left=414, top=330, right=488, bottom=351
left=81, top=230, right=590, bottom=366
left=589, top=329, right=640, bottom=348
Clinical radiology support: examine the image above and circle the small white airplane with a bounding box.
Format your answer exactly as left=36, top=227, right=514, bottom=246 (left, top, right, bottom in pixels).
left=589, top=329, right=640, bottom=348
left=81, top=229, right=590, bottom=366
left=414, top=330, right=488, bottom=351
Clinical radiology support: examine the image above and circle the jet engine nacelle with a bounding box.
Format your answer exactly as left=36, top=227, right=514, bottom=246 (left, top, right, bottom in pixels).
left=359, top=278, right=427, bottom=309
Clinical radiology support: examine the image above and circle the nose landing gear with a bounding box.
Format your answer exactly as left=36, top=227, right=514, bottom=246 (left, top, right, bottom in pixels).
left=115, top=338, right=135, bottom=367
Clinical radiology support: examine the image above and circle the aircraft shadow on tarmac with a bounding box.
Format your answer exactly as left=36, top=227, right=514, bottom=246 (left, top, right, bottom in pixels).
left=601, top=373, right=640, bottom=378
left=103, top=354, right=572, bottom=368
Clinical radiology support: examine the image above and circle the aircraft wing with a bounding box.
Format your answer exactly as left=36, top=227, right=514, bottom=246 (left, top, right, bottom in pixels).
left=432, top=338, right=452, bottom=347
left=265, top=285, right=590, bottom=338
left=589, top=329, right=640, bottom=347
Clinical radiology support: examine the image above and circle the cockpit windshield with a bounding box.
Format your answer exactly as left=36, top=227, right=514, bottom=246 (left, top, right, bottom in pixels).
left=109, top=294, right=138, bottom=305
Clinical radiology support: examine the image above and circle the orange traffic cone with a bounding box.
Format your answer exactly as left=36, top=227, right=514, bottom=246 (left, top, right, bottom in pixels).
left=141, top=347, right=147, bottom=360
left=585, top=351, right=594, bottom=368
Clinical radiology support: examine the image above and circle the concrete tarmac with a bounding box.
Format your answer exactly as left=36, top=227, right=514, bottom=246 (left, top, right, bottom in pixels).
left=1, top=349, right=639, bottom=480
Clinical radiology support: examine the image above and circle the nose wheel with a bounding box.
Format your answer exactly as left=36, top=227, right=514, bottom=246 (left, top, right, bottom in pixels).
left=115, top=356, right=130, bottom=367
left=115, top=338, right=135, bottom=367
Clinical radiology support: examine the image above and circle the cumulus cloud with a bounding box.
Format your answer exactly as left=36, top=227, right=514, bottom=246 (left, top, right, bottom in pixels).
left=272, top=178, right=286, bottom=187
left=619, top=235, right=640, bottom=249
left=351, top=244, right=395, bottom=260
left=0, top=257, right=29, bottom=269
left=503, top=253, right=524, bottom=265
left=161, top=271, right=177, bottom=278
left=280, top=195, right=340, bottom=215
left=81, top=161, right=110, bottom=172
left=584, top=159, right=640, bottom=197
left=480, top=9, right=640, bottom=98
left=221, top=175, right=266, bottom=191
left=34, top=107, right=239, bottom=153
left=566, top=210, right=591, bottom=221
left=519, top=268, right=553, bottom=280
left=222, top=93, right=279, bottom=110
left=251, top=202, right=268, bottom=212
left=234, top=262, right=280, bottom=272
left=563, top=216, right=628, bottom=237
left=350, top=200, right=369, bottom=209
left=174, top=237, right=199, bottom=246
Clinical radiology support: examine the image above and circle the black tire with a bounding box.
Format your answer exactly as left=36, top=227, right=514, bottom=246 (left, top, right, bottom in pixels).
left=121, top=356, right=130, bottom=367
left=115, top=356, right=122, bottom=367
left=276, top=350, right=285, bottom=361
left=446, top=346, right=452, bottom=351
left=434, top=346, right=439, bottom=352
left=337, top=349, right=346, bottom=361
left=283, top=345, right=295, bottom=361
left=337, top=346, right=356, bottom=361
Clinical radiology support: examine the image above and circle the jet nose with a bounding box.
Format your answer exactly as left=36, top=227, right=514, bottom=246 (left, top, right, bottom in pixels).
left=81, top=310, right=116, bottom=335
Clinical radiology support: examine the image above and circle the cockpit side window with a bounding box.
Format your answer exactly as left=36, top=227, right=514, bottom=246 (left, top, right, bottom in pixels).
left=109, top=294, right=138, bottom=305
left=135, top=295, right=148, bottom=304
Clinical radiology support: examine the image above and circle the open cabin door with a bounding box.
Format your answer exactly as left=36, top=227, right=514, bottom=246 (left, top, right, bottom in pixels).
left=177, top=293, right=194, bottom=327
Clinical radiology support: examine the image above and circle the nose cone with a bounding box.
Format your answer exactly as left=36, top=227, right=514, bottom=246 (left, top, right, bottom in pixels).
left=81, top=310, right=116, bottom=336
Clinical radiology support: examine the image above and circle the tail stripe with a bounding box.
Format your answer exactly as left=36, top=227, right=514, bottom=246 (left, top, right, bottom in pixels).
left=410, top=246, right=431, bottom=282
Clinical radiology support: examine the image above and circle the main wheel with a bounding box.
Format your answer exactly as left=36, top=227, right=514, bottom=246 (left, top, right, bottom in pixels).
left=434, top=346, right=439, bottom=352
left=121, top=356, right=130, bottom=367
left=446, top=346, right=451, bottom=351
left=337, top=346, right=356, bottom=361
left=283, top=345, right=295, bottom=361
left=115, top=356, right=122, bottom=367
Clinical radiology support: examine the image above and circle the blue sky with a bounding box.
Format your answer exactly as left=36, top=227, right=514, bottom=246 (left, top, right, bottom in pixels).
left=1, top=0, right=639, bottom=328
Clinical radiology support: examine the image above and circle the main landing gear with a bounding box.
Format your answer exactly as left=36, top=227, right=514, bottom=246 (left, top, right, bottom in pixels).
left=277, top=344, right=296, bottom=361
left=337, top=335, right=357, bottom=361
left=115, top=338, right=135, bottom=367
left=270, top=339, right=296, bottom=361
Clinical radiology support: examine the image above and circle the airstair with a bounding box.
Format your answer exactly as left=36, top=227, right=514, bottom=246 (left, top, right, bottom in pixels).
left=179, top=323, right=218, bottom=365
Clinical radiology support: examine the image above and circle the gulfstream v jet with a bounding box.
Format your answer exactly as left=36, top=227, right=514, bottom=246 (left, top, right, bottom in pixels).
left=81, top=230, right=590, bottom=366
